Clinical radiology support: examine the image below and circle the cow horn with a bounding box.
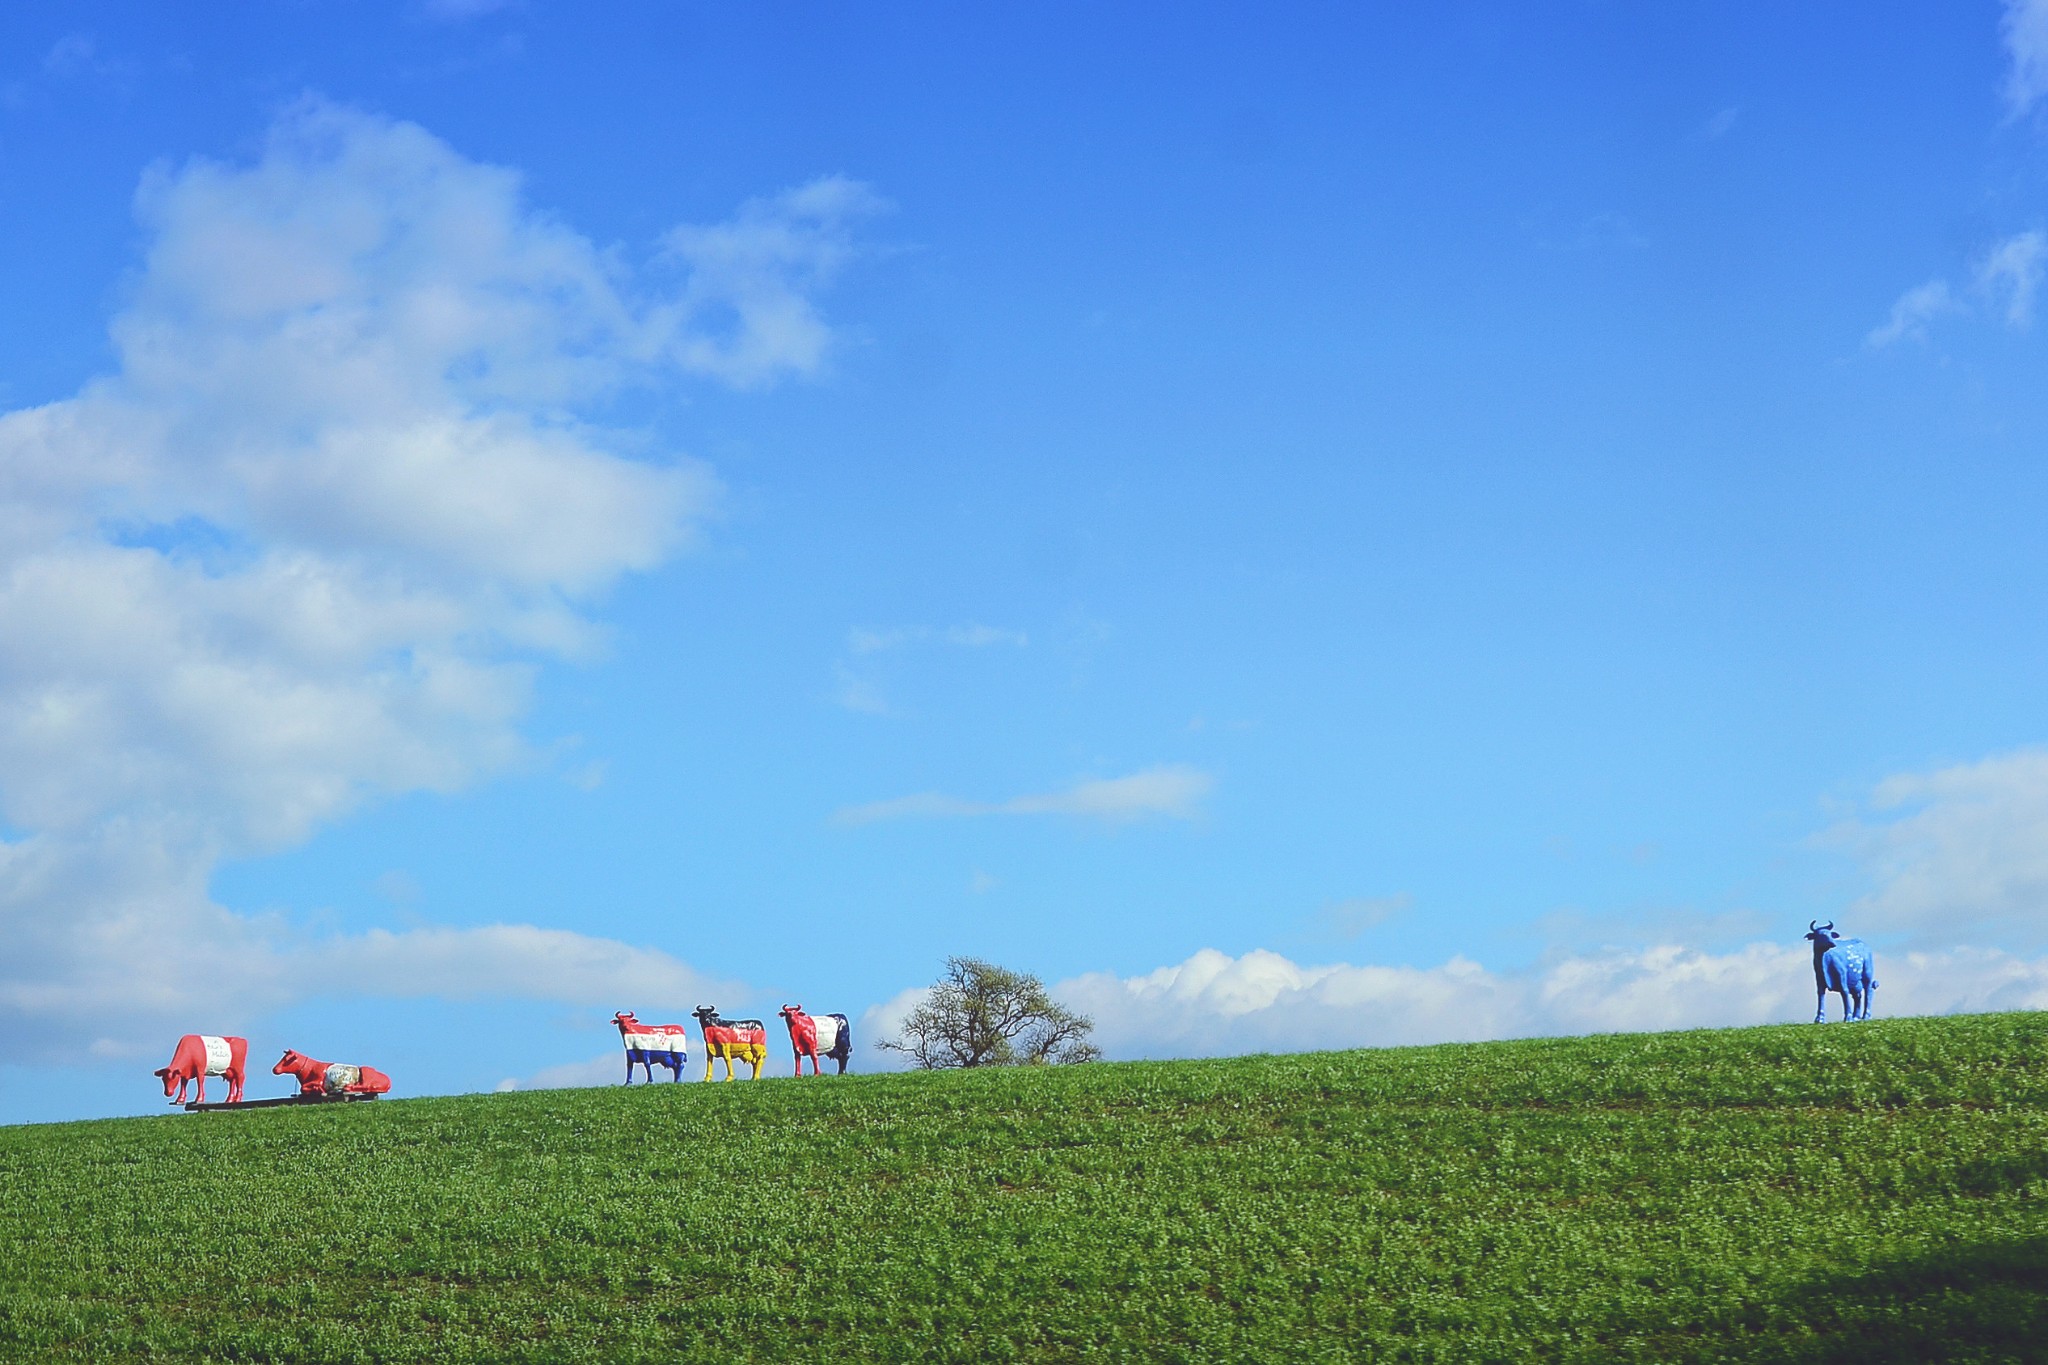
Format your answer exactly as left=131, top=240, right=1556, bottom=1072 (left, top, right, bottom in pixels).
left=1809, top=920, right=1818, bottom=931
left=1822, top=921, right=1834, bottom=930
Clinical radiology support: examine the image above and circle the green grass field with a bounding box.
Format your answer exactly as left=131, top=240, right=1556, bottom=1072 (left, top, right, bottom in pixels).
left=1, top=1013, right=2043, bottom=1363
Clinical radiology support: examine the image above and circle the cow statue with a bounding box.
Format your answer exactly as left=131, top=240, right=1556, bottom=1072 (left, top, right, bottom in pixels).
left=611, top=1010, right=689, bottom=1083
left=154, top=1034, right=248, bottom=1106
left=273, top=1048, right=393, bottom=1097
left=692, top=1006, right=768, bottom=1081
left=778, top=1004, right=852, bottom=1076
left=1806, top=921, right=1879, bottom=1023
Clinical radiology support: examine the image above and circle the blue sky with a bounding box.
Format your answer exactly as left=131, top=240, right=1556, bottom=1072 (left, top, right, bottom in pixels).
left=5, top=3, right=2048, bottom=1124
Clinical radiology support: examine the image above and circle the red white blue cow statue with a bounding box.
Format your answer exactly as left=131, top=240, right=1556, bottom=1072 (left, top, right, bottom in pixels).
left=155, top=1034, right=248, bottom=1105
left=611, top=1010, right=688, bottom=1083
left=273, top=1048, right=393, bottom=1097
left=778, top=1004, right=853, bottom=1076
left=692, top=1005, right=768, bottom=1081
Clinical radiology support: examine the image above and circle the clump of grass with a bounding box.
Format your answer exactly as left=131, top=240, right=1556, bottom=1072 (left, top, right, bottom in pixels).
left=1, top=1013, right=2042, bottom=1362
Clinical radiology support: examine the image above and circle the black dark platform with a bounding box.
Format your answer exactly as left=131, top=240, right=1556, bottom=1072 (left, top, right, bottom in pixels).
left=183, top=1092, right=380, bottom=1112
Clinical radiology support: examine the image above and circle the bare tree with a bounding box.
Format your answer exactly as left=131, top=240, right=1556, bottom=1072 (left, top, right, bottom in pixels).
left=877, top=957, right=1102, bottom=1068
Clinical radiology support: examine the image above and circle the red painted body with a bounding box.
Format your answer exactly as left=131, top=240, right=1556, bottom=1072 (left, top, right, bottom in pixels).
left=779, top=1004, right=823, bottom=1076
left=272, top=1048, right=392, bottom=1096
left=155, top=1034, right=248, bottom=1105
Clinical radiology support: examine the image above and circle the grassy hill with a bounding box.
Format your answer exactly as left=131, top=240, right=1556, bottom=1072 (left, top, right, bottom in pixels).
left=0, top=1013, right=2043, bottom=1363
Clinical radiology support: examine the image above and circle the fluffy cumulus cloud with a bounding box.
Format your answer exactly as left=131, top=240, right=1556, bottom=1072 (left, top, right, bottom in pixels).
left=1828, top=747, right=2048, bottom=947
left=0, top=101, right=868, bottom=1063
left=833, top=764, right=1214, bottom=826
left=1049, top=942, right=2048, bottom=1060
left=1040, top=744, right=2048, bottom=1062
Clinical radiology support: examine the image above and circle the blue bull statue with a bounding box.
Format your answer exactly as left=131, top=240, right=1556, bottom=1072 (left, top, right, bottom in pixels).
left=1806, top=920, right=1878, bottom=1023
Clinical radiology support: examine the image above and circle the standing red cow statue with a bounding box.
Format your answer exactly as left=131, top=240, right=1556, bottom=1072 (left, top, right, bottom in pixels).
left=154, top=1034, right=249, bottom=1105
left=778, top=1004, right=853, bottom=1076
left=273, top=1048, right=392, bottom=1097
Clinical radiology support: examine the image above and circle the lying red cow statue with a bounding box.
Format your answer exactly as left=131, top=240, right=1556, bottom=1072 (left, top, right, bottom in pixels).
left=273, top=1048, right=392, bottom=1097
left=155, top=1034, right=248, bottom=1105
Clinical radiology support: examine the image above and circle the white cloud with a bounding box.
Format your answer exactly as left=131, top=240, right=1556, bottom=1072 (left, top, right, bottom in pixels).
left=1055, top=942, right=2048, bottom=1059
left=833, top=764, right=1214, bottom=826
left=1976, top=229, right=2048, bottom=326
left=2004, top=0, right=2048, bottom=116
left=655, top=176, right=888, bottom=389
left=304, top=925, right=734, bottom=1007
left=856, top=985, right=929, bottom=1070
left=1865, top=279, right=1961, bottom=347
left=1827, top=747, right=2048, bottom=946
left=1866, top=234, right=2046, bottom=346
left=0, top=102, right=868, bottom=1062
left=499, top=1052, right=628, bottom=1092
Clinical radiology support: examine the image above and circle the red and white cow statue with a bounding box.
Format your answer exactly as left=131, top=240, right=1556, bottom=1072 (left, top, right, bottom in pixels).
left=273, top=1048, right=392, bottom=1097
left=778, top=1004, right=853, bottom=1076
left=154, top=1034, right=249, bottom=1105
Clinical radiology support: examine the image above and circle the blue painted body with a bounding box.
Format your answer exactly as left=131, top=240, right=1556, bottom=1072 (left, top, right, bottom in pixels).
left=1806, top=922, right=1879, bottom=1023
left=622, top=1046, right=687, bottom=1082
left=823, top=1012, right=852, bottom=1072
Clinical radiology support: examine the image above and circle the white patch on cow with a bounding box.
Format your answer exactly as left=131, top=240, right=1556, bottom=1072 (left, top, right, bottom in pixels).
left=322, top=1063, right=362, bottom=1094
left=622, top=1029, right=685, bottom=1053
left=812, top=1016, right=841, bottom=1052
left=201, top=1036, right=233, bottom=1075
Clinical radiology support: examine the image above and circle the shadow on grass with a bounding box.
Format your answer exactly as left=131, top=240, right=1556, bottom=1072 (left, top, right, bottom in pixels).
left=1743, top=1234, right=2048, bottom=1365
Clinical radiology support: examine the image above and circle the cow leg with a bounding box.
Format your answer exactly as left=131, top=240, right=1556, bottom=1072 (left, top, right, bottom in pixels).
left=1813, top=982, right=1827, bottom=1024
left=835, top=1054, right=847, bottom=1076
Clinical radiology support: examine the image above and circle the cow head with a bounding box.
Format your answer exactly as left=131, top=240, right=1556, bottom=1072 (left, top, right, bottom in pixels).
left=693, top=1005, right=718, bottom=1028
left=152, top=1066, right=174, bottom=1097
left=1806, top=921, right=1840, bottom=947
left=272, top=1049, right=302, bottom=1076
left=778, top=1004, right=805, bottom=1024
left=611, top=1011, right=640, bottom=1029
